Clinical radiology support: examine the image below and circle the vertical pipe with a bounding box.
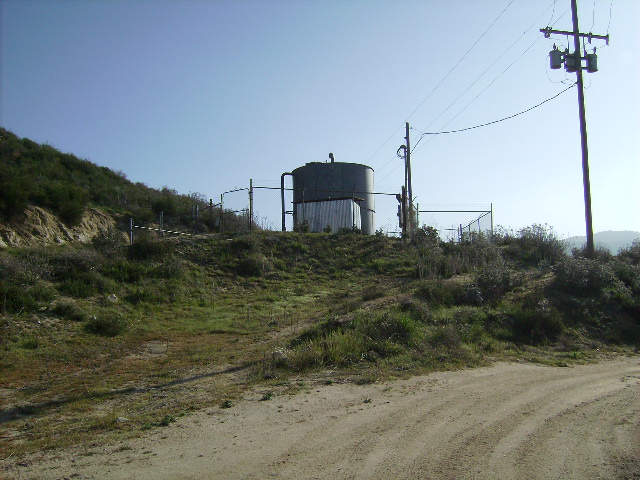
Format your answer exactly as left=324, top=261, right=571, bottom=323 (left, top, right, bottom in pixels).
left=281, top=172, right=292, bottom=231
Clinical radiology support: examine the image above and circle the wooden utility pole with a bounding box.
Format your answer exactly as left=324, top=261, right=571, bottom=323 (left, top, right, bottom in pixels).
left=541, top=0, right=609, bottom=259
left=405, top=122, right=414, bottom=236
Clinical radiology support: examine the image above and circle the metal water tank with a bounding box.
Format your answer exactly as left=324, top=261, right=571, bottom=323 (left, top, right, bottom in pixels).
left=291, top=161, right=375, bottom=234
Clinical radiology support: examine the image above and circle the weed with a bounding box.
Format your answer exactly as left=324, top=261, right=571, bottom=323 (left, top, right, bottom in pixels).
left=220, top=400, right=233, bottom=409
left=160, top=414, right=176, bottom=426
left=54, top=300, right=87, bottom=321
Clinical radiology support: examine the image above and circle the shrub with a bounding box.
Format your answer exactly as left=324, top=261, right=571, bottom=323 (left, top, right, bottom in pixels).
left=235, top=253, right=272, bottom=277
left=411, top=225, right=440, bottom=246
left=0, top=174, right=30, bottom=221
left=92, top=229, right=126, bottom=258
left=57, top=271, right=107, bottom=298
left=510, top=224, right=566, bottom=265
left=49, top=248, right=102, bottom=281
left=86, top=315, right=127, bottom=336
left=103, top=261, right=147, bottom=283
left=54, top=300, right=87, bottom=321
left=475, top=260, right=517, bottom=302
left=508, top=301, right=564, bottom=343
left=0, top=282, right=38, bottom=313
left=128, top=233, right=168, bottom=260
left=415, top=279, right=466, bottom=307
left=552, top=257, right=617, bottom=297
left=618, top=239, right=640, bottom=265
left=294, top=219, right=310, bottom=233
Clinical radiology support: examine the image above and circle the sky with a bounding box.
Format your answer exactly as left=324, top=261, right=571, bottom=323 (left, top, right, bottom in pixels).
left=1, top=0, right=638, bottom=238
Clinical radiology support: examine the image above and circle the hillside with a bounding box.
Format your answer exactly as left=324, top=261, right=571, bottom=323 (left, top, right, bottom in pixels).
left=1, top=226, right=639, bottom=469
left=0, top=128, right=236, bottom=238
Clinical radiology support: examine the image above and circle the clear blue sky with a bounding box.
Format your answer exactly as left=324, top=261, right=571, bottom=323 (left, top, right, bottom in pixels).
left=2, top=0, right=638, bottom=237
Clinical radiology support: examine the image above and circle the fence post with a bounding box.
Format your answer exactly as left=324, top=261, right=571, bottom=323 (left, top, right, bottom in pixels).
left=129, top=218, right=134, bottom=244
left=160, top=211, right=164, bottom=237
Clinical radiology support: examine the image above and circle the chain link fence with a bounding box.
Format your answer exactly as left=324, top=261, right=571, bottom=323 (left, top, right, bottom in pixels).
left=417, top=205, right=494, bottom=242
left=132, top=181, right=493, bottom=241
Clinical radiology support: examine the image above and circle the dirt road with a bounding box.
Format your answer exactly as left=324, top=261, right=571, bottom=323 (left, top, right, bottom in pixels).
left=7, top=357, right=640, bottom=479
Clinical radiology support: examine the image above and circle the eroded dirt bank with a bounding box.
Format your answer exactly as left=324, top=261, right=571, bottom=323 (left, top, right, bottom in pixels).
left=6, top=357, right=640, bottom=480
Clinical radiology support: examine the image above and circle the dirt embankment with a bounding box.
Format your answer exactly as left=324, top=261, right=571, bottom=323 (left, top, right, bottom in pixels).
left=6, top=357, right=639, bottom=480
left=0, top=206, right=116, bottom=248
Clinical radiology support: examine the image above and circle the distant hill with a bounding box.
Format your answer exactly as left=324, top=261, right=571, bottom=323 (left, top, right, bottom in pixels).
left=564, top=230, right=640, bottom=254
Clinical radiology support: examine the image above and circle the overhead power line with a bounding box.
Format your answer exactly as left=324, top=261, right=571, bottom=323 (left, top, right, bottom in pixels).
left=367, top=0, right=514, bottom=170
left=411, top=83, right=575, bottom=145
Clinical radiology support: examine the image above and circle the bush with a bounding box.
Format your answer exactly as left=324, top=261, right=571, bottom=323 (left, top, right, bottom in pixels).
left=415, top=279, right=466, bottom=307
left=508, top=301, right=564, bottom=343
left=57, top=271, right=107, bottom=298
left=293, top=219, right=310, bottom=233
left=618, top=239, right=640, bottom=265
left=235, top=253, right=272, bottom=277
left=92, top=229, right=126, bottom=258
left=552, top=257, right=617, bottom=297
left=86, top=315, right=127, bottom=336
left=128, top=233, right=168, bottom=260
left=54, top=300, right=87, bottom=321
left=0, top=282, right=38, bottom=313
left=475, top=260, right=517, bottom=302
left=0, top=174, right=30, bottom=221
left=506, top=224, right=566, bottom=265
left=103, top=261, right=147, bottom=283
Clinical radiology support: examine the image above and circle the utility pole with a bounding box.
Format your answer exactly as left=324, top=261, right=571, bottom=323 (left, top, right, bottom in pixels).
left=540, top=0, right=609, bottom=259
left=405, top=122, right=414, bottom=236
left=397, top=122, right=415, bottom=238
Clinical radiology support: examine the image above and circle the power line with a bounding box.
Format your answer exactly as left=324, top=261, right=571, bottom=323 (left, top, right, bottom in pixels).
left=411, top=83, right=575, bottom=140
left=376, top=2, right=565, bottom=185
left=367, top=0, right=514, bottom=171
left=418, top=3, right=556, bottom=137
left=412, top=6, right=571, bottom=155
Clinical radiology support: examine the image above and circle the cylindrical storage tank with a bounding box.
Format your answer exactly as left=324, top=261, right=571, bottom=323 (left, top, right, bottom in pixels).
left=292, top=162, right=375, bottom=234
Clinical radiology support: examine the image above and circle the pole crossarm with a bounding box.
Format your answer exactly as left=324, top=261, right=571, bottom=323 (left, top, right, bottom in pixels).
left=539, top=27, right=609, bottom=44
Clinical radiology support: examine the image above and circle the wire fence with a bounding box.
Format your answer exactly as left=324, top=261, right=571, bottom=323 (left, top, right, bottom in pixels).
left=129, top=182, right=493, bottom=242
left=417, top=205, right=494, bottom=242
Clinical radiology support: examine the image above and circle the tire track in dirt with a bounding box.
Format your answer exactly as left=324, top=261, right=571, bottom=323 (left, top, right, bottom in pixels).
left=6, top=357, right=639, bottom=480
